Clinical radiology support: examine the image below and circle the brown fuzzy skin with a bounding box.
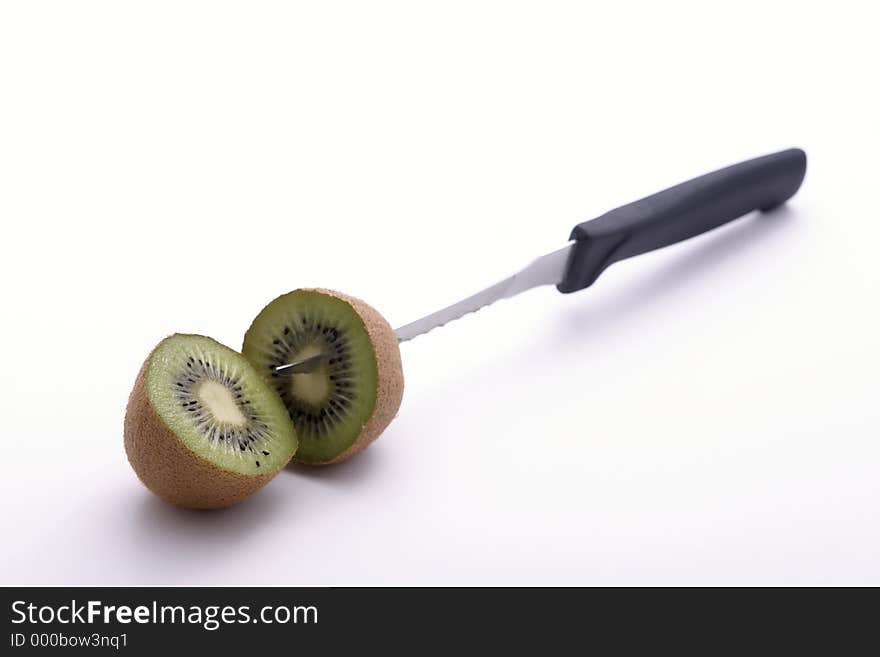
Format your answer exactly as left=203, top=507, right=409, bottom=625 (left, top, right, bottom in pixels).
left=305, top=289, right=404, bottom=465
left=124, top=357, right=276, bottom=509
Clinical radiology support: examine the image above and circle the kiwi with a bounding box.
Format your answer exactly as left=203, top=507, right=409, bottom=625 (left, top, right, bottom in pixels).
left=124, top=334, right=298, bottom=509
left=243, top=289, right=404, bottom=465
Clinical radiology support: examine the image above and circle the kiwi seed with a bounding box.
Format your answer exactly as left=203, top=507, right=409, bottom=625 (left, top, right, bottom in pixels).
left=243, top=288, right=404, bottom=465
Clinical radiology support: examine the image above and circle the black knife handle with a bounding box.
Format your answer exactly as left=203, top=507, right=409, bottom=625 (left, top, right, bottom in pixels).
left=557, top=148, right=807, bottom=293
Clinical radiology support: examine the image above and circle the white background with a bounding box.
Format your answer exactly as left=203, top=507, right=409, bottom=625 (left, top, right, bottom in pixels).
left=1, top=1, right=877, bottom=586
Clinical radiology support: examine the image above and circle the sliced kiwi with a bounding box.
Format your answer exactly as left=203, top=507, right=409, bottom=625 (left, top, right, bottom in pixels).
left=124, top=334, right=298, bottom=509
left=243, top=289, right=404, bottom=465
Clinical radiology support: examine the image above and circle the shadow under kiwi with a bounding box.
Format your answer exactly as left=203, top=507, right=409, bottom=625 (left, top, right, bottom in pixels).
left=284, top=436, right=386, bottom=486
left=120, top=479, right=294, bottom=581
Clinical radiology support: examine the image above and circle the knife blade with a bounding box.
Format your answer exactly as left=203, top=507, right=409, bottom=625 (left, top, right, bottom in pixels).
left=393, top=245, right=573, bottom=342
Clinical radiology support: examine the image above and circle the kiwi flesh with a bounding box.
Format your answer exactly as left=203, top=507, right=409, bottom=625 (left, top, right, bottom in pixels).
left=243, top=289, right=404, bottom=465
left=124, top=334, right=298, bottom=509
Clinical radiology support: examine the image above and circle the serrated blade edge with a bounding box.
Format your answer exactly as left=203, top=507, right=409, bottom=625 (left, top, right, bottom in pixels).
left=394, top=244, right=572, bottom=342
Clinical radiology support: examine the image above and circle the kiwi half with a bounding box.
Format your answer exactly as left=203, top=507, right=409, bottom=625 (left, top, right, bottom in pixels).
left=124, top=334, right=298, bottom=509
left=243, top=289, right=404, bottom=465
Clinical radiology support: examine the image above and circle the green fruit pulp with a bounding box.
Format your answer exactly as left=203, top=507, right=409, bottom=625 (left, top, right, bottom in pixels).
left=146, top=334, right=298, bottom=474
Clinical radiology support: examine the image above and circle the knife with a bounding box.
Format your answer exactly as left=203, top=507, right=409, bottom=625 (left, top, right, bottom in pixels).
left=280, top=148, right=806, bottom=373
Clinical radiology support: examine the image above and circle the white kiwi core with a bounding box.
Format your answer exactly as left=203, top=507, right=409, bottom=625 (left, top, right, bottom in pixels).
left=197, top=380, right=247, bottom=426
left=290, top=344, right=330, bottom=405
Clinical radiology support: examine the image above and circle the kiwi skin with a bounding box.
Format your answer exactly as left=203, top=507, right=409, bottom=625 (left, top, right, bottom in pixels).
left=301, top=288, right=404, bottom=465
left=124, top=342, right=280, bottom=510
